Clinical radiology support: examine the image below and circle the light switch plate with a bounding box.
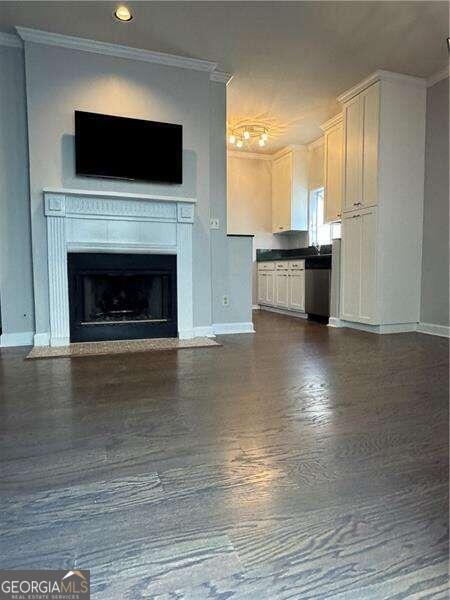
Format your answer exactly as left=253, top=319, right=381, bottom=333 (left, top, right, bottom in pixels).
left=210, top=218, right=220, bottom=230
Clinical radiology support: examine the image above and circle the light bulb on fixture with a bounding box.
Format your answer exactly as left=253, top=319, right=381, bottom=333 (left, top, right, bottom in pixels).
left=236, top=139, right=244, bottom=148
left=229, top=134, right=236, bottom=145
left=243, top=130, right=250, bottom=140
left=261, top=132, right=268, bottom=142
left=258, top=138, right=266, bottom=147
left=114, top=5, right=133, bottom=21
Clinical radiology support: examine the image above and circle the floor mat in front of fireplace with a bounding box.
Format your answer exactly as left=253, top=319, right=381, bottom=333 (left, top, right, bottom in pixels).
left=26, top=336, right=221, bottom=359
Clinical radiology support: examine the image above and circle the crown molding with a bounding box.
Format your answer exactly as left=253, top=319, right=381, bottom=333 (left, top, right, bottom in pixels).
left=0, top=31, right=22, bottom=48
left=320, top=112, right=343, bottom=132
left=227, top=150, right=272, bottom=160
left=338, top=69, right=426, bottom=104
left=427, top=66, right=449, bottom=88
left=210, top=71, right=233, bottom=85
left=307, top=136, right=324, bottom=151
left=15, top=26, right=218, bottom=73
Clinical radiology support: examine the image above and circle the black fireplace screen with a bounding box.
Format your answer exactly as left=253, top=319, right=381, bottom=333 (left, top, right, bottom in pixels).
left=68, top=253, right=177, bottom=342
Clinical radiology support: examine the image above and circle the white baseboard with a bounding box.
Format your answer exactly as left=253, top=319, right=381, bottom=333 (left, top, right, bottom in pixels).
left=34, top=332, right=50, bottom=346
left=0, top=331, right=34, bottom=347
left=193, top=325, right=215, bottom=338
left=335, top=320, right=418, bottom=334
left=252, top=304, right=261, bottom=310
left=417, top=322, right=450, bottom=338
left=328, top=317, right=343, bottom=328
left=260, top=306, right=308, bottom=319
left=212, top=322, right=255, bottom=335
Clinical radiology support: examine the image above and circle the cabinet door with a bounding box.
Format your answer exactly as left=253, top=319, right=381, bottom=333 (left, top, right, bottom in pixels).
left=341, top=208, right=378, bottom=323
left=257, top=272, right=267, bottom=304
left=343, top=96, right=363, bottom=213
left=272, top=153, right=292, bottom=233
left=359, top=209, right=378, bottom=322
left=276, top=271, right=289, bottom=307
left=361, top=83, right=379, bottom=208
left=289, top=270, right=305, bottom=311
left=341, top=213, right=362, bottom=321
left=324, top=123, right=343, bottom=222
left=266, top=271, right=275, bottom=304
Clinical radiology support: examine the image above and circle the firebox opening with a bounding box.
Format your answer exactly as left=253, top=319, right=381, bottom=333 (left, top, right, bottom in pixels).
left=68, top=253, right=177, bottom=342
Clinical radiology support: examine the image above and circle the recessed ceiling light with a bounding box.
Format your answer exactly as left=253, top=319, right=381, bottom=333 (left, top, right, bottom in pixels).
left=114, top=5, right=133, bottom=22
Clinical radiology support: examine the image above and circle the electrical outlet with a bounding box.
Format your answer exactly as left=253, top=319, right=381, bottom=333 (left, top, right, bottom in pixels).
left=222, top=295, right=229, bottom=306
left=210, top=218, right=220, bottom=230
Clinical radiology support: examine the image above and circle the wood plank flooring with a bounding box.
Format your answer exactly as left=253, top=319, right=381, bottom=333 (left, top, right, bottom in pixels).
left=0, top=311, right=448, bottom=598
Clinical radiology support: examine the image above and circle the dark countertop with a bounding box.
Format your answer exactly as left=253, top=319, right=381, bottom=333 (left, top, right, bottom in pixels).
left=256, top=245, right=332, bottom=262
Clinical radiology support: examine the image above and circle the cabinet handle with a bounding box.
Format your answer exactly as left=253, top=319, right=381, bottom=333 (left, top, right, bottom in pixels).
left=278, top=226, right=284, bottom=230
left=353, top=202, right=362, bottom=206
left=351, top=214, right=360, bottom=218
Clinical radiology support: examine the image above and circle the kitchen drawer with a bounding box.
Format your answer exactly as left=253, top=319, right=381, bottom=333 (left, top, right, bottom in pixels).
left=275, top=261, right=290, bottom=270
left=258, top=261, right=276, bottom=271
left=288, top=260, right=305, bottom=270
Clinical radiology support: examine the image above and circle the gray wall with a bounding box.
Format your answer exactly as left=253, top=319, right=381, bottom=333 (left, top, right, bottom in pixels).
left=421, top=77, right=449, bottom=327
left=210, top=82, right=252, bottom=324
left=23, top=41, right=214, bottom=334
left=0, top=46, right=34, bottom=339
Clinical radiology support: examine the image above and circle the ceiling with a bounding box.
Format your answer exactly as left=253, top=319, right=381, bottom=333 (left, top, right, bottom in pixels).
left=0, top=1, right=448, bottom=153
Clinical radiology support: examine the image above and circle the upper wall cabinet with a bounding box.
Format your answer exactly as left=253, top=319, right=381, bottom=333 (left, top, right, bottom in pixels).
left=342, top=82, right=380, bottom=213
left=321, top=113, right=343, bottom=223
left=272, top=146, right=308, bottom=233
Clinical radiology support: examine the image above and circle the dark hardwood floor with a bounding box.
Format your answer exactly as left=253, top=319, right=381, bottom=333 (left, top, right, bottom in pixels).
left=0, top=311, right=448, bottom=599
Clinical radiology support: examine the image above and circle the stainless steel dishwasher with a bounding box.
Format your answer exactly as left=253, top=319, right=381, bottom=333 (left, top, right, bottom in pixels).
left=305, top=255, right=332, bottom=320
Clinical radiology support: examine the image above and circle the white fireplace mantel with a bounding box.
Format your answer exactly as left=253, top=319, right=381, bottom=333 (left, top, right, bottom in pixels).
left=42, top=188, right=196, bottom=347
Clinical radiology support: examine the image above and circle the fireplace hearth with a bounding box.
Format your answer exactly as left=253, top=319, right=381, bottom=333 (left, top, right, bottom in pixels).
left=68, top=253, right=177, bottom=342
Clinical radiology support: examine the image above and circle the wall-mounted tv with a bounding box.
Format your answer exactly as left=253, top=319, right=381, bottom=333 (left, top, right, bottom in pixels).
left=75, top=111, right=182, bottom=184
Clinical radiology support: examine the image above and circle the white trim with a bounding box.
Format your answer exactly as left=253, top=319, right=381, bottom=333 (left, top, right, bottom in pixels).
left=0, top=32, right=22, bottom=48
left=260, top=306, right=308, bottom=319
left=328, top=317, right=344, bottom=328
left=193, top=325, right=215, bottom=338
left=0, top=331, right=34, bottom=347
left=227, top=150, right=272, bottom=161
left=427, top=67, right=450, bottom=88
left=252, top=304, right=261, bottom=310
left=336, top=320, right=418, bottom=334
left=212, top=322, right=255, bottom=335
left=320, top=112, right=343, bottom=132
left=16, top=27, right=218, bottom=73
left=34, top=332, right=50, bottom=347
left=307, top=137, right=324, bottom=151
left=210, top=71, right=233, bottom=85
left=338, top=69, right=426, bottom=104
left=417, top=322, right=450, bottom=338
left=43, top=187, right=196, bottom=204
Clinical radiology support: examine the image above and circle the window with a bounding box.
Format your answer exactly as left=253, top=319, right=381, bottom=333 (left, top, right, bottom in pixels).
left=308, top=187, right=341, bottom=246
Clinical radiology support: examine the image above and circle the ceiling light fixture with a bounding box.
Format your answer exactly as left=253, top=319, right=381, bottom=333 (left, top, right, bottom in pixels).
left=114, top=5, right=133, bottom=22
left=228, top=124, right=270, bottom=149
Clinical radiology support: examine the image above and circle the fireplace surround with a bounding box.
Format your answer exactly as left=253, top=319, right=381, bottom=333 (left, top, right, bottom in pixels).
left=42, top=188, right=195, bottom=346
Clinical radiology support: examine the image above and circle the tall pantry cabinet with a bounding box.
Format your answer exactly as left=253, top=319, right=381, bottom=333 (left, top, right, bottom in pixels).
left=338, top=70, right=426, bottom=329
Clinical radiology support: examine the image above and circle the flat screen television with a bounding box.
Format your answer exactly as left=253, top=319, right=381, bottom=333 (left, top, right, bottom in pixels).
left=75, top=111, right=182, bottom=184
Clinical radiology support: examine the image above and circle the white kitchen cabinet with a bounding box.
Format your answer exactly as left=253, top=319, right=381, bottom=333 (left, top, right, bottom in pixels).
left=321, top=113, right=343, bottom=223
left=289, top=265, right=305, bottom=312
left=257, top=260, right=305, bottom=313
left=275, top=270, right=289, bottom=307
left=340, top=208, right=377, bottom=324
left=338, top=70, right=426, bottom=329
left=257, top=272, right=267, bottom=304
left=342, top=82, right=380, bottom=213
left=272, top=146, right=309, bottom=233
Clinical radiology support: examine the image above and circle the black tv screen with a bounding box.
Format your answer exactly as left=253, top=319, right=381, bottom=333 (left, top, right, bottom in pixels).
left=75, top=111, right=182, bottom=184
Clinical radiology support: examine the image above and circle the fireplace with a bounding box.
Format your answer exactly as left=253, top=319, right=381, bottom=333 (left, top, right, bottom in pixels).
left=68, top=253, right=177, bottom=342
